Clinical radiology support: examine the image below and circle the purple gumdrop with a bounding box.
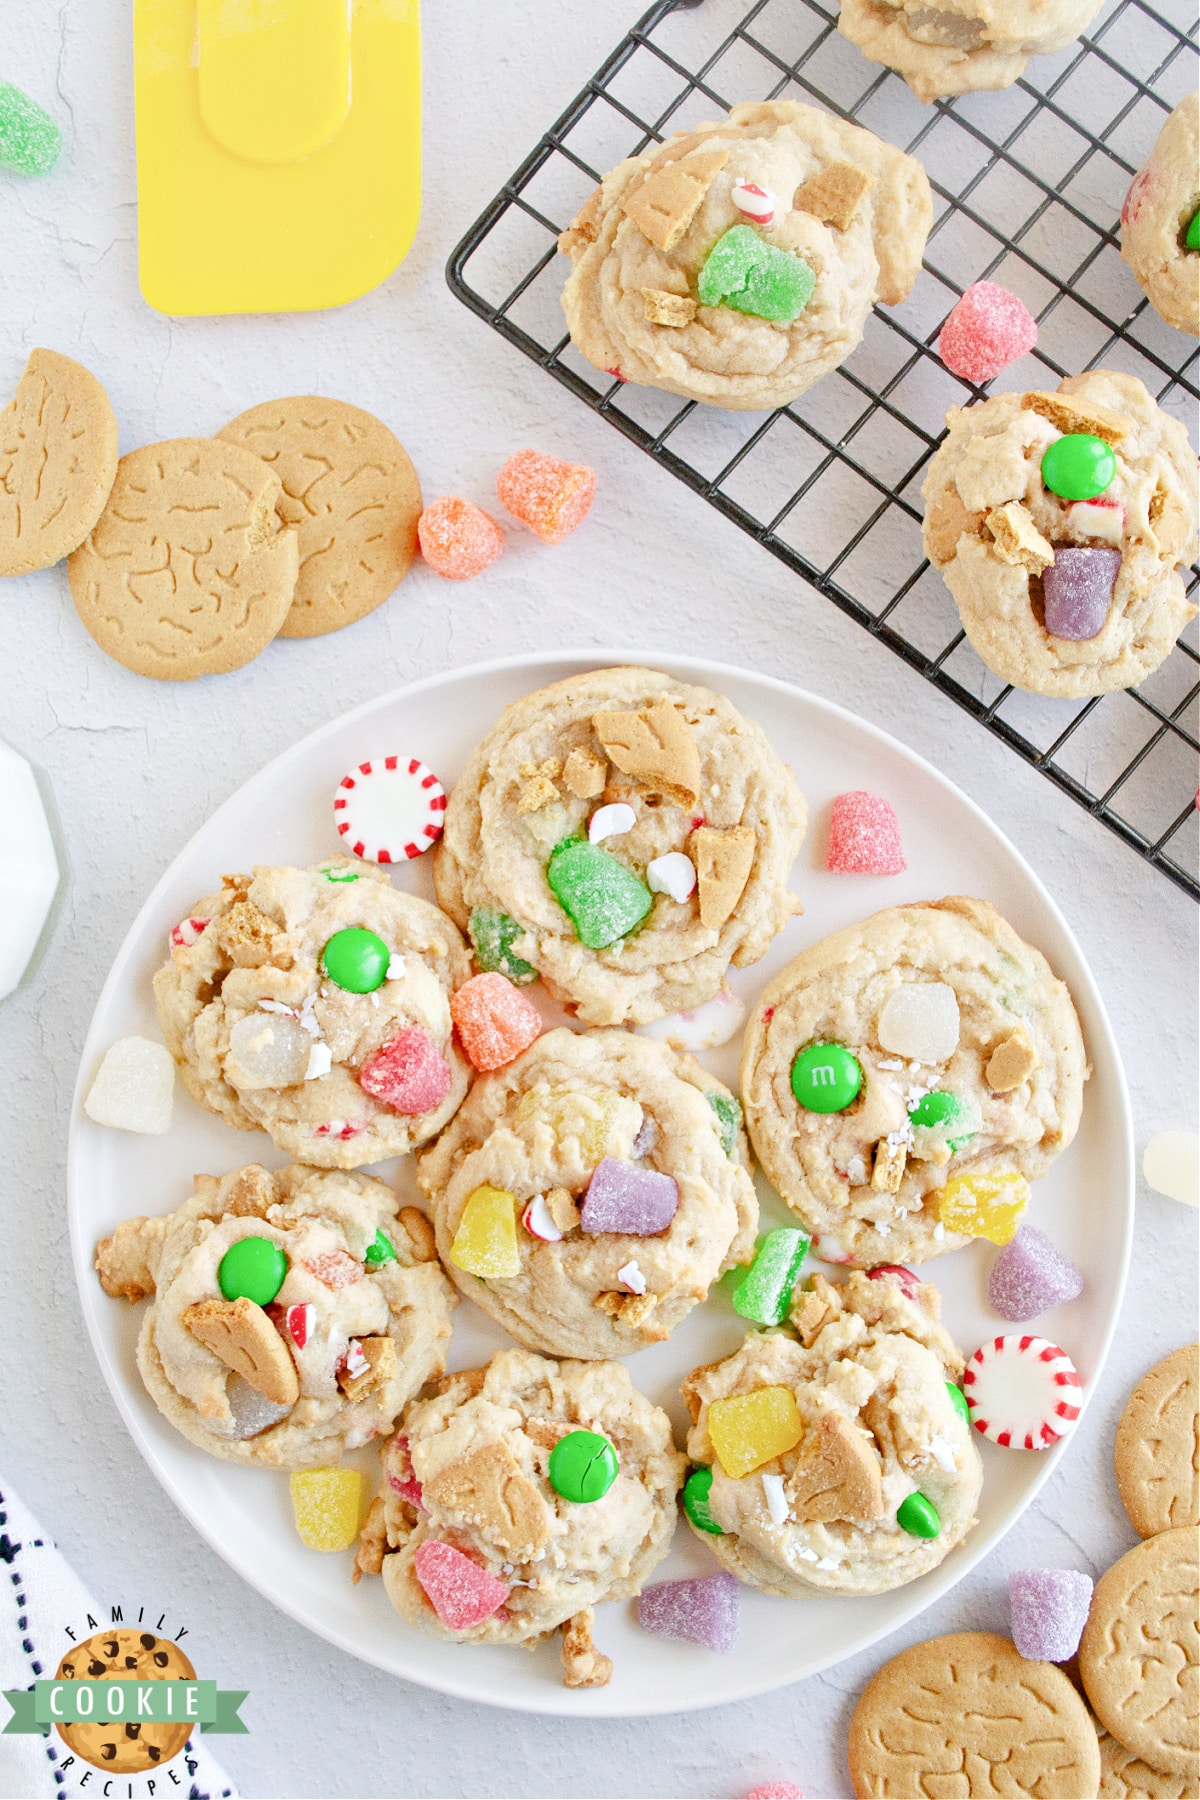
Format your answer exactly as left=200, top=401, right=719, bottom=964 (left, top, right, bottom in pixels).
left=580, top=1157, right=679, bottom=1235
left=1009, top=1568, right=1093, bottom=1662
left=988, top=1225, right=1083, bottom=1321
left=638, top=1571, right=740, bottom=1653
left=1042, top=547, right=1120, bottom=640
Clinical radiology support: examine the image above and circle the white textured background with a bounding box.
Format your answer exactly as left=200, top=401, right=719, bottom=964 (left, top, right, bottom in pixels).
left=0, top=2, right=1196, bottom=1796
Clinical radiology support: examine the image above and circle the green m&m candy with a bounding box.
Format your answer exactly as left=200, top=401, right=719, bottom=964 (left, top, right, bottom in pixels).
left=1041, top=432, right=1116, bottom=502
left=791, top=1042, right=862, bottom=1113
left=364, top=1228, right=397, bottom=1267
left=548, top=1429, right=619, bottom=1504
left=218, top=1235, right=287, bottom=1305
left=897, top=1491, right=941, bottom=1539
left=1186, top=207, right=1200, bottom=252
left=322, top=926, right=390, bottom=993
left=683, top=1465, right=724, bottom=1535
left=946, top=1381, right=970, bottom=1425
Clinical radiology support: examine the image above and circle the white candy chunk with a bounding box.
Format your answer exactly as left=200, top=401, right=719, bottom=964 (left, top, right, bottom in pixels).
left=0, top=744, right=59, bottom=1001
left=521, top=1194, right=563, bottom=1242
left=344, top=1338, right=369, bottom=1378
left=588, top=802, right=637, bottom=844
left=386, top=953, right=407, bottom=981
left=226, top=1372, right=291, bottom=1439
left=226, top=1012, right=311, bottom=1088
left=761, top=1471, right=789, bottom=1525
left=877, top=983, right=960, bottom=1063
left=304, top=1040, right=333, bottom=1081
left=617, top=1259, right=647, bottom=1295
left=646, top=851, right=696, bottom=902
left=1143, top=1132, right=1199, bottom=1207
left=1067, top=500, right=1124, bottom=545
left=638, top=984, right=747, bottom=1052
left=85, top=1037, right=175, bottom=1134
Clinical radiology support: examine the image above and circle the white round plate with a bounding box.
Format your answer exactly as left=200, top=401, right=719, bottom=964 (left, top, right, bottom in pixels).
left=68, top=651, right=1132, bottom=1717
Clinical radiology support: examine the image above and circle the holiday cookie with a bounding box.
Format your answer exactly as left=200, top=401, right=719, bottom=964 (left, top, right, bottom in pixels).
left=153, top=858, right=472, bottom=1168
left=740, top=896, right=1087, bottom=1267
left=559, top=100, right=931, bottom=411
left=1096, top=1724, right=1198, bottom=1799
left=55, top=1630, right=194, bottom=1774
left=1121, top=94, right=1200, bottom=339
left=848, top=1631, right=1101, bottom=1797
left=0, top=349, right=119, bottom=578
left=217, top=397, right=422, bottom=638
left=95, top=1162, right=455, bottom=1467
left=1114, top=1343, right=1200, bottom=1539
left=435, top=666, right=806, bottom=1026
left=417, top=1026, right=757, bottom=1357
left=68, top=437, right=299, bottom=680
left=922, top=369, right=1197, bottom=697
left=354, top=1348, right=684, bottom=1685
left=837, top=0, right=1104, bottom=103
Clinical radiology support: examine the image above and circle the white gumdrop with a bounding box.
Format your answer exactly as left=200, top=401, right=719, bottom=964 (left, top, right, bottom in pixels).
left=877, top=982, right=960, bottom=1063
left=0, top=743, right=59, bottom=1001
left=1143, top=1132, right=1199, bottom=1207
left=85, top=1037, right=175, bottom=1134
left=226, top=1012, right=312, bottom=1088
left=646, top=851, right=697, bottom=902
left=226, top=1372, right=292, bottom=1439
left=588, top=803, right=637, bottom=844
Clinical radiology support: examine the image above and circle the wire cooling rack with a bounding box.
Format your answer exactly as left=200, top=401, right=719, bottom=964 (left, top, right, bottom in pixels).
left=447, top=0, right=1200, bottom=900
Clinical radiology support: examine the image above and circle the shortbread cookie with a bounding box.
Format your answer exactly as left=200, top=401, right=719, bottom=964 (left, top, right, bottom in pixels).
left=418, top=1026, right=757, bottom=1357
left=435, top=666, right=806, bottom=1026
left=741, top=896, right=1087, bottom=1267
left=355, top=1349, right=684, bottom=1684
left=153, top=858, right=472, bottom=1168
left=848, top=1631, right=1101, bottom=1797
left=55, top=1630, right=194, bottom=1773
left=1114, top=1343, right=1200, bottom=1539
left=559, top=100, right=931, bottom=411
left=1080, top=1528, right=1199, bottom=1783
left=1097, top=1724, right=1198, bottom=1799
left=95, top=1162, right=455, bottom=1468
left=0, top=348, right=119, bottom=577
left=217, top=397, right=422, bottom=638
left=922, top=369, right=1198, bottom=697
left=838, top=0, right=1103, bottom=103
left=1121, top=95, right=1200, bottom=339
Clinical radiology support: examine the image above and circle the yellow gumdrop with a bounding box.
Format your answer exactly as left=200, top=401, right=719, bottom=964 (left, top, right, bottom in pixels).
left=514, top=1086, right=618, bottom=1164
left=936, top=1170, right=1030, bottom=1244
left=449, top=1184, right=521, bottom=1278
left=708, top=1386, right=804, bottom=1479
left=289, top=1467, right=362, bottom=1552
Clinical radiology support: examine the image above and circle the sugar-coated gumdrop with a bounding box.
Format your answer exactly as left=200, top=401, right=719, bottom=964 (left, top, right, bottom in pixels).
left=937, top=281, right=1038, bottom=384
left=0, top=83, right=62, bottom=175
left=322, top=926, right=391, bottom=993
left=218, top=1235, right=287, bottom=1305
left=638, top=1570, right=740, bottom=1654
left=897, top=1491, right=940, bottom=1538
left=84, top=1036, right=175, bottom=1134
left=227, top=1011, right=311, bottom=1088
left=548, top=1429, right=619, bottom=1503
left=449, top=1184, right=521, bottom=1278
left=303, top=1250, right=362, bottom=1289
left=515, top=1085, right=619, bottom=1165
left=496, top=449, right=596, bottom=545
left=1042, top=546, right=1120, bottom=640
left=988, top=1224, right=1083, bottom=1321
left=698, top=224, right=814, bottom=323
left=468, top=906, right=537, bottom=984
left=877, top=982, right=960, bottom=1063
left=791, top=1042, right=862, bottom=1113
left=963, top=1333, right=1082, bottom=1449
left=547, top=837, right=653, bottom=949
left=683, top=1465, right=724, bottom=1534
left=226, top=1372, right=292, bottom=1439
left=289, top=1467, right=362, bottom=1551
left=413, top=1539, right=509, bottom=1630
left=1143, top=1130, right=1200, bottom=1207
left=450, top=972, right=542, bottom=1071
left=708, top=1386, right=804, bottom=1478
left=937, top=1170, right=1030, bottom=1245
left=417, top=496, right=504, bottom=580
left=359, top=1026, right=452, bottom=1115
left=946, top=1380, right=970, bottom=1424
left=826, top=791, right=906, bottom=875
left=705, top=1089, right=741, bottom=1155
left=746, top=1786, right=804, bottom=1799
left=1041, top=433, right=1116, bottom=502
left=1008, top=1568, right=1093, bottom=1661
left=580, top=1157, right=679, bottom=1235
left=1187, top=207, right=1200, bottom=252
left=733, top=1228, right=810, bottom=1327
left=364, top=1228, right=397, bottom=1267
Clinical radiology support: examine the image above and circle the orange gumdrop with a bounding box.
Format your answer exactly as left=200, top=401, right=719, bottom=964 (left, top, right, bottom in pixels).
left=418, top=496, right=504, bottom=580
left=450, top=972, right=542, bottom=1071
left=496, top=450, right=596, bottom=545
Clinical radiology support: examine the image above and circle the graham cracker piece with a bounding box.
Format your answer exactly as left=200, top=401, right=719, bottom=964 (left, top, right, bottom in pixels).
left=94, top=1215, right=164, bottom=1302
left=592, top=698, right=701, bottom=807
left=338, top=1335, right=397, bottom=1401
left=398, top=1205, right=437, bottom=1263
left=352, top=1495, right=388, bottom=1583
left=925, top=487, right=983, bottom=568
left=183, top=1295, right=299, bottom=1405
left=985, top=1029, right=1040, bottom=1092
left=561, top=1609, right=613, bottom=1689
left=562, top=747, right=608, bottom=799
left=434, top=1366, right=488, bottom=1400
left=788, top=1409, right=885, bottom=1522
left=424, top=1442, right=551, bottom=1561
left=690, top=825, right=756, bottom=930
left=593, top=1290, right=666, bottom=1335
left=216, top=898, right=278, bottom=968
left=1024, top=390, right=1129, bottom=446
left=225, top=1164, right=275, bottom=1217
left=986, top=501, right=1054, bottom=571
left=793, top=160, right=874, bottom=230
left=790, top=1272, right=843, bottom=1347
left=871, top=1137, right=908, bottom=1193
left=545, top=1187, right=581, bottom=1234
left=518, top=774, right=559, bottom=813
left=621, top=149, right=730, bottom=251
left=641, top=288, right=697, bottom=328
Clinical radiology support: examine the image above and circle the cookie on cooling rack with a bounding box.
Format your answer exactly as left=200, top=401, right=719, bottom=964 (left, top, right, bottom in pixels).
left=837, top=0, right=1104, bottom=104
left=1121, top=94, right=1200, bottom=340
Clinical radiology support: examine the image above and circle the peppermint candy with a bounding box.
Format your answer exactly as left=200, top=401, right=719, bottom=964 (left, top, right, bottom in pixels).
left=333, top=757, right=446, bottom=863
left=170, top=916, right=209, bottom=950
left=731, top=179, right=778, bottom=225
left=963, top=1334, right=1082, bottom=1450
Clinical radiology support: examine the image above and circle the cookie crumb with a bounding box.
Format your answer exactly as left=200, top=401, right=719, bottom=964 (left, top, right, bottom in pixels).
left=642, top=287, right=697, bottom=327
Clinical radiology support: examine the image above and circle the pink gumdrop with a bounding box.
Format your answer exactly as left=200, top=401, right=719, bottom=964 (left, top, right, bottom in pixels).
left=450, top=972, right=542, bottom=1072
left=580, top=1157, right=679, bottom=1236
left=418, top=496, right=504, bottom=581
left=988, top=1225, right=1083, bottom=1321
left=638, top=1570, right=739, bottom=1653
left=938, top=281, right=1039, bottom=385
left=1042, top=547, right=1120, bottom=641
left=746, top=1787, right=804, bottom=1800
left=866, top=1263, right=922, bottom=1302
left=1009, top=1568, right=1093, bottom=1661
left=826, top=791, right=906, bottom=876
left=386, top=1435, right=425, bottom=1510
left=360, top=1026, right=452, bottom=1114
left=413, top=1540, right=509, bottom=1631
left=496, top=449, right=596, bottom=545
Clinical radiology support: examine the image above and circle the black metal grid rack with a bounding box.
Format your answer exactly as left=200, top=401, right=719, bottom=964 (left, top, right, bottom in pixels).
left=447, top=0, right=1200, bottom=900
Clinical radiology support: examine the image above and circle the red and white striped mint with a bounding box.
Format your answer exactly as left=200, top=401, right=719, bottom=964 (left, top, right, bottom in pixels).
left=333, top=757, right=446, bottom=863
left=170, top=917, right=209, bottom=950
left=963, top=1334, right=1082, bottom=1450
left=731, top=178, right=778, bottom=224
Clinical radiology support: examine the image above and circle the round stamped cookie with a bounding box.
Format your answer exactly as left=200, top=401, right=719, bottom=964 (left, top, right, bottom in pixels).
left=964, top=1333, right=1083, bottom=1450
left=1114, top=1343, right=1200, bottom=1538
left=334, top=756, right=446, bottom=862
left=1097, top=1724, right=1198, bottom=1799
left=848, top=1631, right=1101, bottom=1798
left=0, top=349, right=118, bottom=576
left=55, top=1629, right=194, bottom=1774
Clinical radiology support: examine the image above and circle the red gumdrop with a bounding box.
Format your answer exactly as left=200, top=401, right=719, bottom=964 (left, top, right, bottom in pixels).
left=746, top=1787, right=804, bottom=1800
left=938, top=281, right=1038, bottom=385
left=302, top=1250, right=363, bottom=1289
left=496, top=449, right=596, bottom=545
left=866, top=1264, right=922, bottom=1302
left=360, top=1026, right=452, bottom=1114
left=826, top=791, right=906, bottom=875
left=450, top=972, right=542, bottom=1071
left=417, top=496, right=504, bottom=580
left=413, top=1540, right=509, bottom=1631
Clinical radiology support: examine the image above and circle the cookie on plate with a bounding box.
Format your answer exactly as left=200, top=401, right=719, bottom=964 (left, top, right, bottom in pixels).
left=740, top=896, right=1087, bottom=1267
left=95, top=1162, right=455, bottom=1468
left=1113, top=1342, right=1200, bottom=1539
left=354, top=1349, right=684, bottom=1686
left=1121, top=94, right=1200, bottom=339
left=0, top=349, right=119, bottom=577
left=418, top=1026, right=757, bottom=1357
left=922, top=370, right=1198, bottom=698
left=837, top=0, right=1103, bottom=104
left=153, top=858, right=473, bottom=1168
left=435, top=666, right=806, bottom=1026
left=558, top=101, right=931, bottom=411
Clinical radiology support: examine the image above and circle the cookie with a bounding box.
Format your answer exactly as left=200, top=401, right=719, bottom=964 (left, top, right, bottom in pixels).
left=417, top=1026, right=758, bottom=1358
left=67, top=437, right=299, bottom=680
left=848, top=1631, right=1102, bottom=1797
left=55, top=1629, right=194, bottom=1773
left=1114, top=1344, right=1200, bottom=1539
left=356, top=1348, right=684, bottom=1683
left=740, top=896, right=1088, bottom=1267
left=682, top=1268, right=981, bottom=1597
left=1121, top=95, right=1200, bottom=339
left=1080, top=1528, right=1199, bottom=1782
left=435, top=666, right=806, bottom=1026
left=559, top=100, right=931, bottom=411
left=1096, top=1723, right=1199, bottom=1799
left=0, top=348, right=119, bottom=576
left=217, top=397, right=422, bottom=638
left=838, top=0, right=1104, bottom=103
left=95, top=1162, right=456, bottom=1467
left=152, top=858, right=472, bottom=1168
left=922, top=370, right=1198, bottom=698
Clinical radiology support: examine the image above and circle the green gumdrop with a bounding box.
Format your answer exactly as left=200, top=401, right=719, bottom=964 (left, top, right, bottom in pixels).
left=698, top=224, right=815, bottom=324
left=705, top=1090, right=742, bottom=1156
left=732, top=1227, right=811, bottom=1327
left=0, top=83, right=62, bottom=176
left=946, top=1381, right=970, bottom=1425
left=468, top=905, right=537, bottom=984
left=897, top=1491, right=941, bottom=1539
left=1186, top=207, right=1200, bottom=252
left=1041, top=433, right=1116, bottom=502
left=218, top=1235, right=287, bottom=1305
left=322, top=926, right=390, bottom=993
left=364, top=1228, right=397, bottom=1267
left=547, top=839, right=652, bottom=950
left=683, top=1465, right=724, bottom=1535
left=548, top=1429, right=619, bottom=1503
left=323, top=868, right=360, bottom=884
left=791, top=1042, right=862, bottom=1113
